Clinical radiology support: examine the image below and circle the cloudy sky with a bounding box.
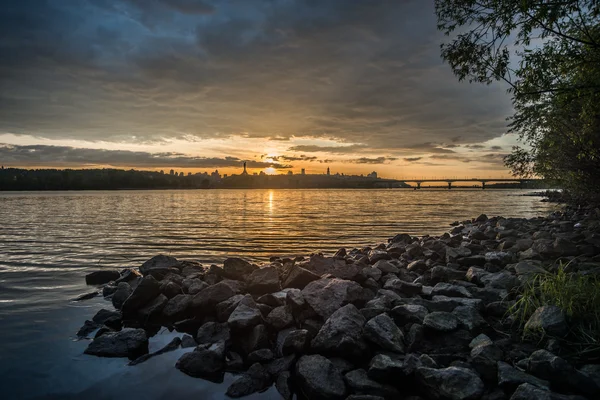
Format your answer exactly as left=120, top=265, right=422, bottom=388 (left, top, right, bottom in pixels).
left=0, top=0, right=517, bottom=178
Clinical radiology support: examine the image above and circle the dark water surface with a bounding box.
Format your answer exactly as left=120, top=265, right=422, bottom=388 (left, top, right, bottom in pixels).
left=0, top=189, right=553, bottom=399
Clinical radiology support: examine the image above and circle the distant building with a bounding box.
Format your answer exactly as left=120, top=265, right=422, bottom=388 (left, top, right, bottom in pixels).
left=179, top=172, right=184, bottom=177
left=223, top=174, right=228, bottom=178
left=367, top=171, right=378, bottom=179
left=287, top=171, right=293, bottom=175
left=259, top=171, right=266, bottom=176
left=242, top=162, right=248, bottom=176
left=326, top=167, right=330, bottom=176
left=160, top=170, right=164, bottom=174
left=169, top=169, right=175, bottom=175
left=301, top=168, right=305, bottom=175
left=188, top=172, right=192, bottom=176
left=211, top=169, right=221, bottom=179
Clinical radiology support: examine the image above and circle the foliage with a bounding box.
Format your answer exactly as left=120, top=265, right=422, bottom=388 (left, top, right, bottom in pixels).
left=510, top=263, right=600, bottom=360
left=435, top=0, right=600, bottom=200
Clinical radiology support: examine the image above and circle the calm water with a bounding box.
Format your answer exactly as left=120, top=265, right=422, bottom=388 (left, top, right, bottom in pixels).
left=0, top=189, right=553, bottom=399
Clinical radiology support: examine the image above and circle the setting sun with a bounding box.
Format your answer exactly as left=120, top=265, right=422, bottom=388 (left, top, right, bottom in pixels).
left=264, top=167, right=277, bottom=175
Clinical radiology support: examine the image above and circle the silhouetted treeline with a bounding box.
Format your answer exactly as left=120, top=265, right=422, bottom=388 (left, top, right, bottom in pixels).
left=0, top=168, right=211, bottom=190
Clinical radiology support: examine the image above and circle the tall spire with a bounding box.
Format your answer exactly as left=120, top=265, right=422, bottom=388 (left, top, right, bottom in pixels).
left=242, top=161, right=248, bottom=175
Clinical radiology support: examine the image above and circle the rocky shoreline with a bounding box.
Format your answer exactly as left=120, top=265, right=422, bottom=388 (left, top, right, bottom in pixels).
left=77, top=205, right=600, bottom=399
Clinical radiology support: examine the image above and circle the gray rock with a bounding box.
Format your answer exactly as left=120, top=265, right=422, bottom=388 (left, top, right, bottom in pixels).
left=423, top=311, right=459, bottom=332
left=416, top=366, right=484, bottom=400
left=84, top=328, right=148, bottom=359
left=285, top=288, right=305, bottom=309
left=275, top=371, right=293, bottom=400
left=282, top=265, right=320, bottom=289
left=391, top=304, right=429, bottom=326
left=228, top=302, right=263, bottom=331
left=383, top=278, right=423, bottom=296
left=282, top=329, right=310, bottom=355
left=181, top=334, right=197, bottom=348
left=407, top=260, right=428, bottom=273
left=452, top=306, right=487, bottom=332
left=247, top=266, right=281, bottom=294
left=266, top=354, right=296, bottom=376
left=92, top=309, right=120, bottom=325
left=137, top=293, right=168, bottom=321
left=479, top=271, right=520, bottom=291
left=196, top=321, right=231, bottom=346
left=226, top=363, right=272, bottom=398
left=344, top=368, right=400, bottom=398
left=162, top=294, right=191, bottom=320
left=121, top=275, right=161, bottom=316
left=159, top=281, right=182, bottom=299
left=77, top=320, right=100, bottom=337
left=257, top=291, right=288, bottom=307
left=296, top=355, right=347, bottom=400
left=372, top=260, right=399, bottom=274
left=215, top=294, right=246, bottom=322
left=528, top=350, right=599, bottom=396
left=446, top=246, right=472, bottom=263
left=140, top=254, right=180, bottom=276
left=85, top=270, right=120, bottom=285
left=580, top=364, right=600, bottom=391
left=524, top=306, right=568, bottom=337
left=432, top=283, right=472, bottom=298
left=266, top=305, right=294, bottom=330
left=312, top=304, right=368, bottom=361
left=111, top=282, right=133, bottom=310
left=497, top=361, right=549, bottom=393
left=176, top=341, right=226, bottom=380
left=302, top=278, right=365, bottom=319
left=469, top=334, right=493, bottom=349
left=191, top=280, right=240, bottom=309
left=222, top=257, right=258, bottom=280
left=248, top=348, right=274, bottom=363
left=509, top=383, right=586, bottom=400
left=363, top=313, right=405, bottom=353
left=430, top=266, right=466, bottom=283
left=470, top=342, right=503, bottom=382
left=235, top=324, right=270, bottom=356
left=367, top=353, right=405, bottom=383
left=183, top=278, right=208, bottom=295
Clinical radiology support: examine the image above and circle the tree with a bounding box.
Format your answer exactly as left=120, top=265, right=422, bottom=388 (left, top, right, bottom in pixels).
left=435, top=0, right=600, bottom=199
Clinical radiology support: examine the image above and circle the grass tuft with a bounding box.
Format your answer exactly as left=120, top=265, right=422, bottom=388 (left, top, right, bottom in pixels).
left=509, top=261, right=600, bottom=361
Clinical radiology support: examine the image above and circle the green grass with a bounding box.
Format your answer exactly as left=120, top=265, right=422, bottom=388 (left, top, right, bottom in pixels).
left=509, top=262, right=600, bottom=361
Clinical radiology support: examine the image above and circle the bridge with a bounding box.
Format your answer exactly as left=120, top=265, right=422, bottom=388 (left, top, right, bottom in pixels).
left=377, top=178, right=542, bottom=189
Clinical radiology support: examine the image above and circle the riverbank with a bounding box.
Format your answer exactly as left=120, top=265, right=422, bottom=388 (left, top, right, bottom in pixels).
left=75, top=204, right=600, bottom=399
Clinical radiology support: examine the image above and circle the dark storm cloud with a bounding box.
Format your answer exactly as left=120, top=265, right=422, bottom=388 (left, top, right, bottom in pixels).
left=404, top=157, right=423, bottom=162
left=0, top=144, right=292, bottom=169
left=287, top=145, right=368, bottom=154
left=0, top=0, right=512, bottom=149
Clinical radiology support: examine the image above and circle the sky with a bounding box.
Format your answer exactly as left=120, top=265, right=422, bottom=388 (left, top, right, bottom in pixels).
left=0, top=0, right=519, bottom=178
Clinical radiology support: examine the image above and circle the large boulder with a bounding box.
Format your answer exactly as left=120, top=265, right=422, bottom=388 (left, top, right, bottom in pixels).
left=416, top=366, right=484, bottom=400
left=509, top=383, right=587, bottom=400
left=302, top=254, right=346, bottom=276
left=302, top=278, right=365, bottom=319
left=222, top=258, right=258, bottom=280
left=311, top=304, right=369, bottom=361
left=85, top=270, right=120, bottom=285
left=121, top=276, right=161, bottom=316
left=246, top=267, right=281, bottom=294
left=140, top=255, right=180, bottom=276
left=296, top=355, right=347, bottom=400
left=266, top=305, right=294, bottom=331
left=524, top=306, right=568, bottom=337
left=363, top=313, right=405, bottom=353
left=84, top=328, right=148, bottom=359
